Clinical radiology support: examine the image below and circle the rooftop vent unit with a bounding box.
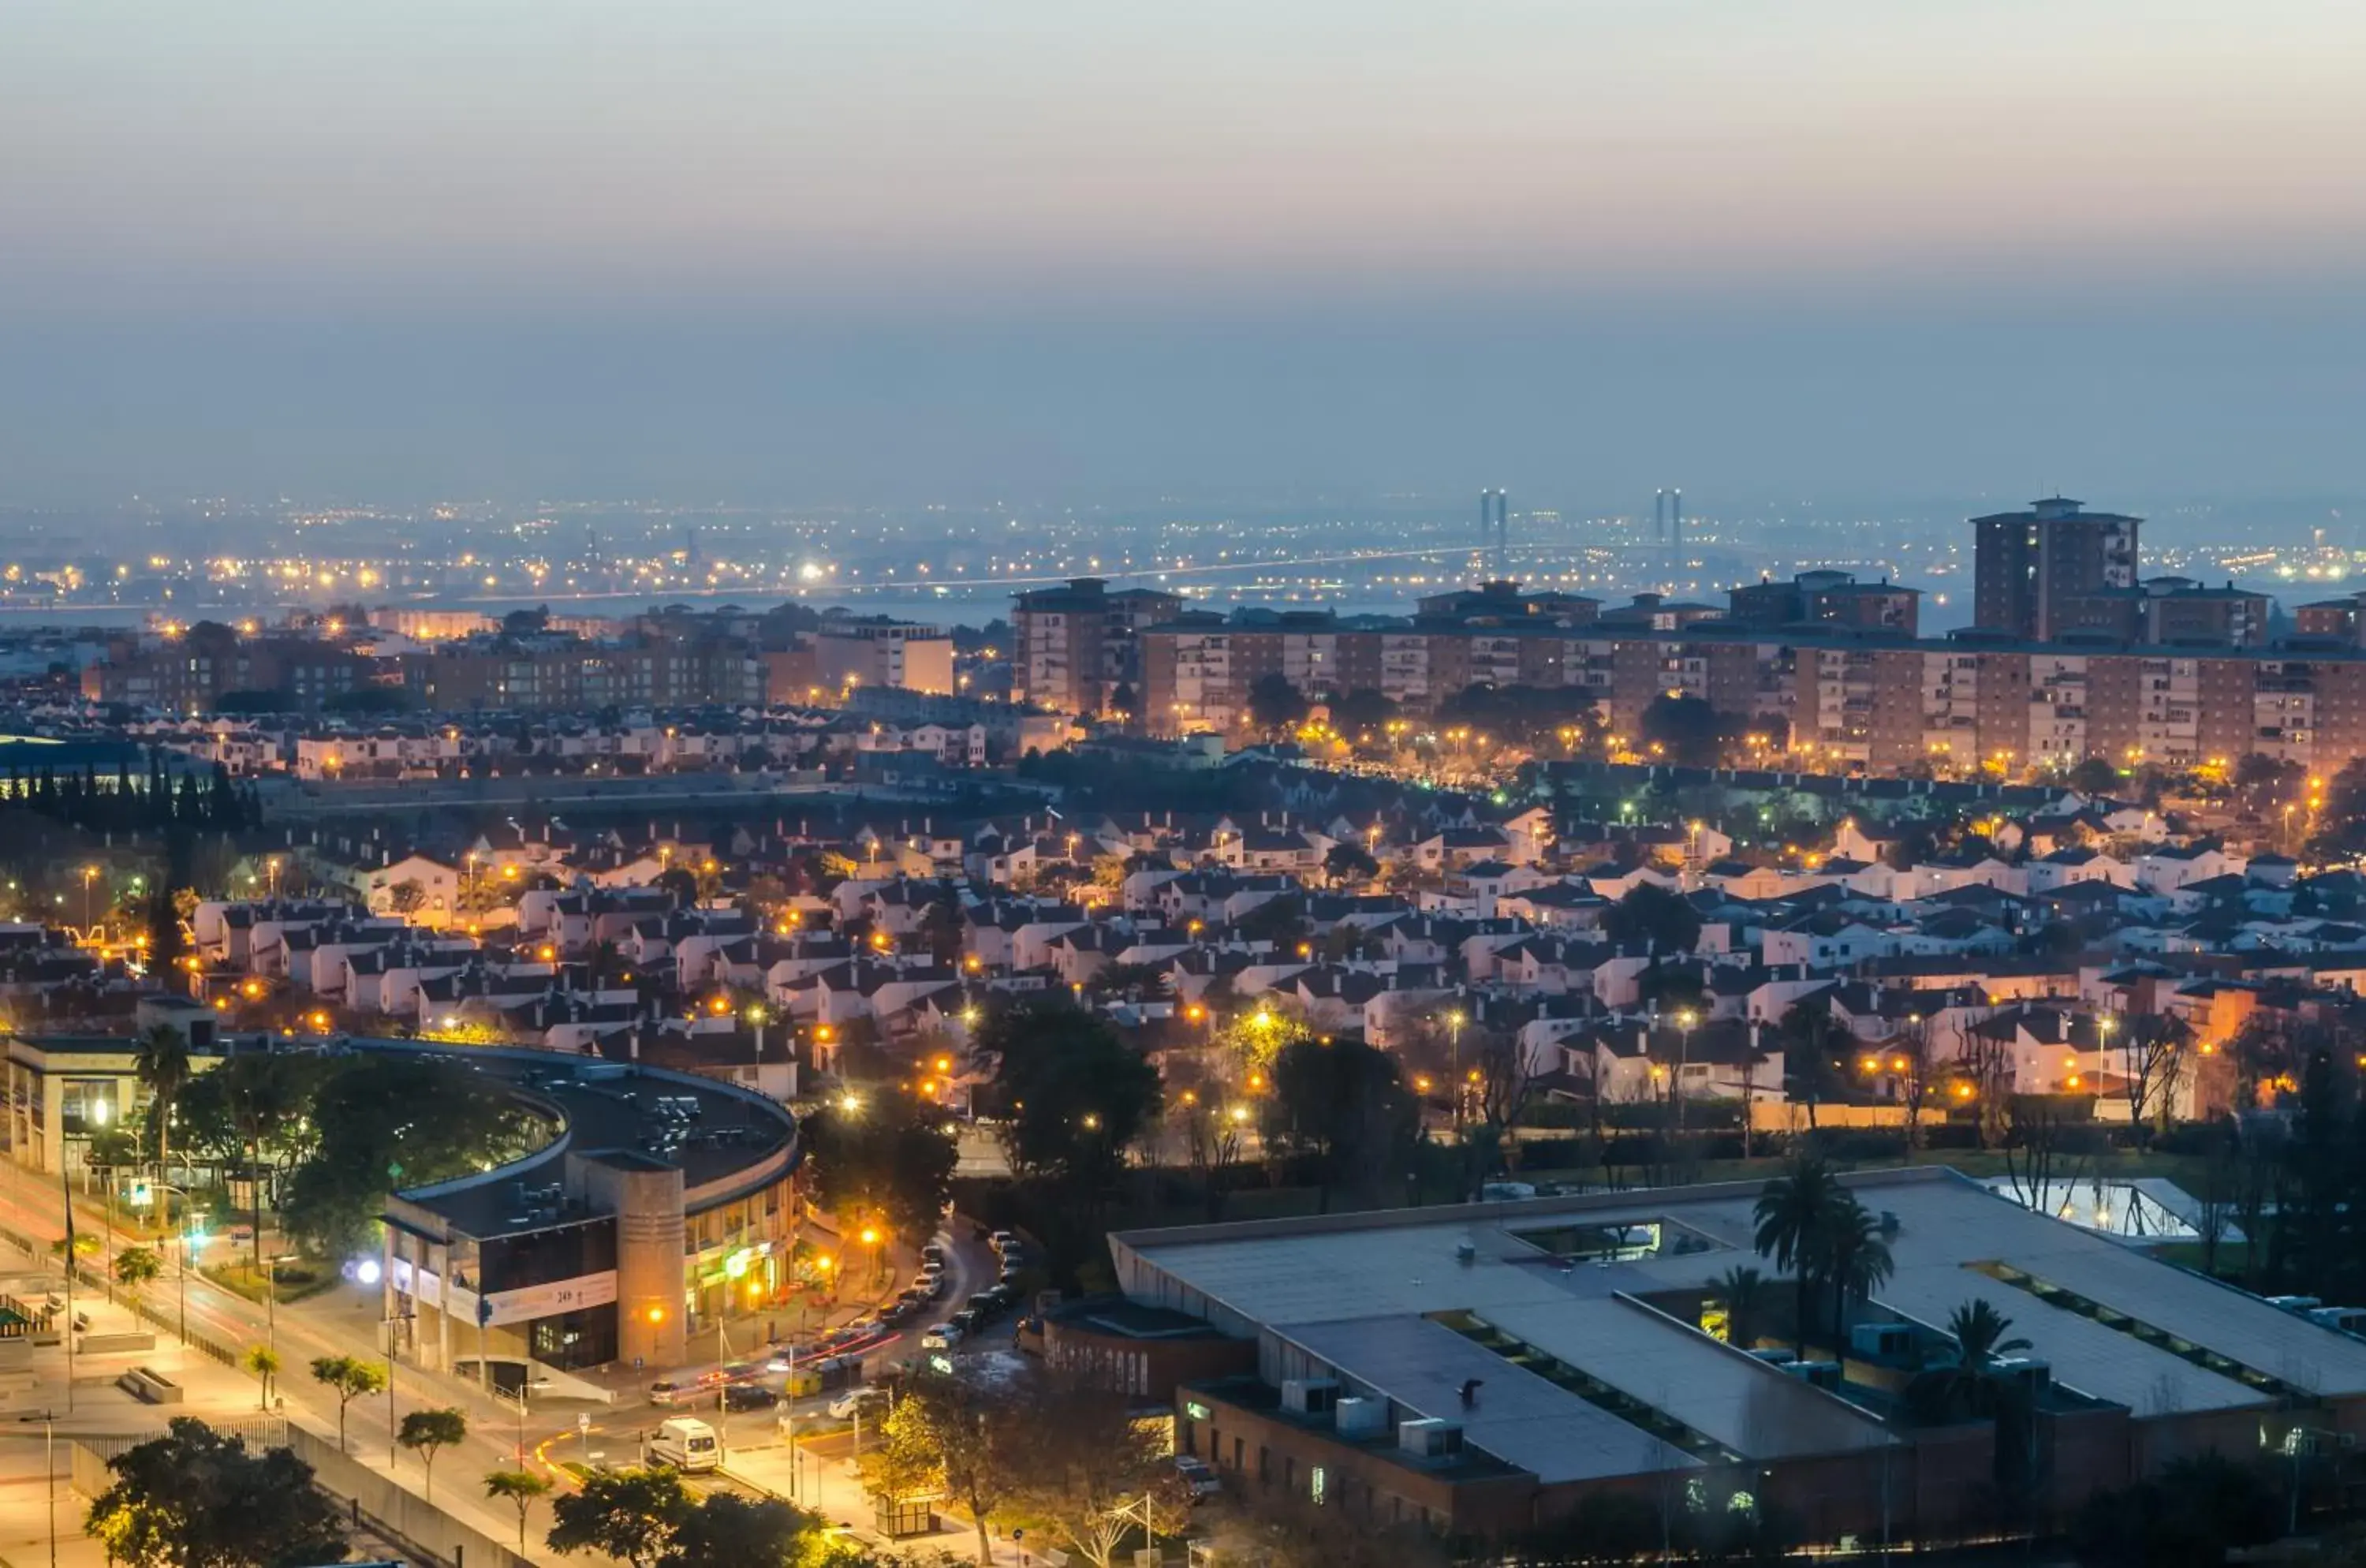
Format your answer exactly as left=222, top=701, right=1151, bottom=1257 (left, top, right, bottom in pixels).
left=1747, top=1348, right=1797, bottom=1366
left=1334, top=1397, right=1387, bottom=1438
left=1282, top=1379, right=1340, bottom=1417
left=1992, top=1357, right=2052, bottom=1394
left=1398, top=1419, right=1465, bottom=1460
left=1783, top=1360, right=1843, bottom=1391
left=2308, top=1307, right=2366, bottom=1335
left=2268, top=1295, right=2323, bottom=1314
left=1849, top=1323, right=1913, bottom=1360
left=1454, top=1242, right=1477, bottom=1267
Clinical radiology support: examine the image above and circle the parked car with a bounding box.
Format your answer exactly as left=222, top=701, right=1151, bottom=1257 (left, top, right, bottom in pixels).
left=949, top=1308, right=980, bottom=1335
left=722, top=1383, right=776, bottom=1412
left=989, top=1230, right=1019, bottom=1253
left=1176, top=1456, right=1221, bottom=1500
left=648, top=1379, right=691, bottom=1407
left=921, top=1323, right=964, bottom=1350
left=827, top=1387, right=888, bottom=1421
left=920, top=1242, right=946, bottom=1264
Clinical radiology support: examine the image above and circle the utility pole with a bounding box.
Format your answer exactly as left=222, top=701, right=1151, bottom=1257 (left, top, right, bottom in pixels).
left=58, top=1159, right=75, bottom=1414
left=16, top=1413, right=56, bottom=1568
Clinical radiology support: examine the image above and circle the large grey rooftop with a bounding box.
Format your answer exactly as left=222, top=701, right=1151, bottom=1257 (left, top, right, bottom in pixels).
left=1114, top=1166, right=2366, bottom=1444
left=1281, top=1315, right=1700, bottom=1484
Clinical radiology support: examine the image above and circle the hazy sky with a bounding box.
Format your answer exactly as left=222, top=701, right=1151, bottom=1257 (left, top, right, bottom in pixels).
left=4, top=1, right=2363, bottom=509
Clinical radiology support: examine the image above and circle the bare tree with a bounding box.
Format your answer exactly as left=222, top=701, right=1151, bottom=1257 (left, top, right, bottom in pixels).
left=1466, top=1028, right=1541, bottom=1196
left=1960, top=1019, right=2017, bottom=1150
left=2118, top=1013, right=2192, bottom=1148
left=1894, top=1015, right=1936, bottom=1157
left=1174, top=1085, right=1250, bottom=1221
left=1006, top=1379, right=1192, bottom=1568
left=2000, top=1105, right=2063, bottom=1215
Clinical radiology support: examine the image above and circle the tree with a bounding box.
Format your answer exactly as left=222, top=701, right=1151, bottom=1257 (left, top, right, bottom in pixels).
left=661, top=1493, right=818, bottom=1568
left=1710, top=1264, right=1770, bottom=1350
left=860, top=1369, right=1017, bottom=1568
left=980, top=1001, right=1162, bottom=1196
left=802, top=1095, right=958, bottom=1256
left=1776, top=1000, right=1853, bottom=1135
left=1172, top=1088, right=1252, bottom=1221
left=1264, top=1036, right=1418, bottom=1212
left=1465, top=1029, right=1540, bottom=1197
left=1637, top=693, right=1731, bottom=767
left=549, top=1467, right=693, bottom=1568
left=1602, top=883, right=1701, bottom=955
left=144, top=881, right=188, bottom=987
left=310, top=1355, right=387, bottom=1454
left=323, top=685, right=412, bottom=716
left=1753, top=1154, right=1843, bottom=1356
left=2070, top=1452, right=2280, bottom=1568
left=385, top=879, right=426, bottom=917
left=1246, top=673, right=1309, bottom=736
left=86, top=1417, right=349, bottom=1568
left=133, top=1024, right=192, bottom=1169
left=397, top=1408, right=468, bottom=1499
left=2065, top=756, right=2122, bottom=796
left=484, top=1469, right=552, bottom=1554
left=1323, top=840, right=1379, bottom=886
left=2118, top=1013, right=2192, bottom=1148
left=1327, top=687, right=1401, bottom=746
left=282, top=1054, right=539, bottom=1260
left=1823, top=1194, right=1894, bottom=1342
left=113, top=1245, right=162, bottom=1320
left=1003, top=1380, right=1191, bottom=1568
left=1924, top=1298, right=2032, bottom=1421
left=242, top=1345, right=281, bottom=1410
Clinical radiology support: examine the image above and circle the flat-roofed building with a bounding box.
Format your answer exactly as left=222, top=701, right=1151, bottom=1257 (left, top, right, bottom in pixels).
left=1111, top=1167, right=2366, bottom=1546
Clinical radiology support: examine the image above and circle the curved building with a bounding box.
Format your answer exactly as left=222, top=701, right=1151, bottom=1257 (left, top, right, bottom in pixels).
left=377, top=1040, right=800, bottom=1376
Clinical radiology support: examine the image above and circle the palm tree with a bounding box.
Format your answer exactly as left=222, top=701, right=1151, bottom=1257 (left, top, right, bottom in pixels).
left=1939, top=1298, right=2033, bottom=1417
left=133, top=1024, right=192, bottom=1170
left=1823, top=1196, right=1896, bottom=1344
left=1754, top=1154, right=1842, bottom=1356
left=1776, top=1002, right=1853, bottom=1134
left=1711, top=1264, right=1770, bottom=1350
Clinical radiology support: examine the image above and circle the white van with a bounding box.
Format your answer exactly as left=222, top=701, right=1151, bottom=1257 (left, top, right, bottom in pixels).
left=648, top=1417, right=721, bottom=1473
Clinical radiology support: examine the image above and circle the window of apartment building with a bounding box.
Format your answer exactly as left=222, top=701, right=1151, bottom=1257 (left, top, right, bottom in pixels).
left=1309, top=1465, right=1327, bottom=1506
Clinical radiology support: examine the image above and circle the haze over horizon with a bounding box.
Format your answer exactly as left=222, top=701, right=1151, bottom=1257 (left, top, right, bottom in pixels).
left=5, top=1, right=2363, bottom=510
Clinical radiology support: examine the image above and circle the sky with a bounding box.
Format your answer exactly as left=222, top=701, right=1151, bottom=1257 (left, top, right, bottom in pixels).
left=3, top=1, right=2363, bottom=511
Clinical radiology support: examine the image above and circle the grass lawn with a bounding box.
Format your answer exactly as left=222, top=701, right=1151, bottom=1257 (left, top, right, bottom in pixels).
left=202, top=1258, right=338, bottom=1305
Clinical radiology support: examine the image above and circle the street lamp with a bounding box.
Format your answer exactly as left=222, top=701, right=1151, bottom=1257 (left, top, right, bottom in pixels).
left=179, top=1223, right=207, bottom=1346
left=1672, top=1009, right=1697, bottom=1133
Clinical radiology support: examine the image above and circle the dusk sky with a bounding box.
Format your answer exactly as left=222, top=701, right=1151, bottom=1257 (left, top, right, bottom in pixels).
left=5, top=1, right=2362, bottom=509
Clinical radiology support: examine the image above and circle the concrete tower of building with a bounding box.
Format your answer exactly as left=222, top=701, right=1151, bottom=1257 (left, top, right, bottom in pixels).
left=1972, top=495, right=2143, bottom=640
